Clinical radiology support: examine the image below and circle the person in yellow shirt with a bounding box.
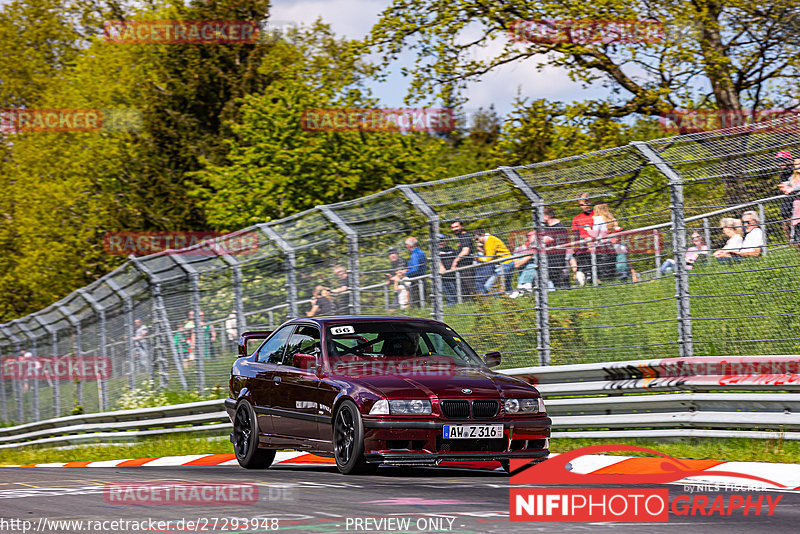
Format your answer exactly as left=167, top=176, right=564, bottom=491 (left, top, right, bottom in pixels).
left=473, top=228, right=515, bottom=294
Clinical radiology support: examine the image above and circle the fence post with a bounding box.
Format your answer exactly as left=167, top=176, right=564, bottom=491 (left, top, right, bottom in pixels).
left=6, top=322, right=24, bottom=422
left=16, top=322, right=40, bottom=421
left=499, top=167, right=551, bottom=366
left=218, top=250, right=246, bottom=336
left=170, top=254, right=206, bottom=394
left=653, top=229, right=662, bottom=276
left=0, top=325, right=17, bottom=422
left=55, top=303, right=83, bottom=412
left=258, top=224, right=299, bottom=319
left=319, top=205, right=361, bottom=315
left=758, top=202, right=768, bottom=256
left=104, top=278, right=136, bottom=390
left=702, top=218, right=713, bottom=264
left=31, top=315, right=58, bottom=419
left=398, top=185, right=444, bottom=321
left=77, top=289, right=109, bottom=411
left=633, top=141, right=694, bottom=359
left=128, top=257, right=187, bottom=389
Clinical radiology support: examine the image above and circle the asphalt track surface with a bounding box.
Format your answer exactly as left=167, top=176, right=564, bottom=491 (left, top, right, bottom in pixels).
left=0, top=466, right=800, bottom=534
left=0, top=464, right=799, bottom=534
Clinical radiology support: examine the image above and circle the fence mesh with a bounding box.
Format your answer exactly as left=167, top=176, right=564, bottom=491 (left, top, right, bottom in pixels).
left=2, top=117, right=800, bottom=422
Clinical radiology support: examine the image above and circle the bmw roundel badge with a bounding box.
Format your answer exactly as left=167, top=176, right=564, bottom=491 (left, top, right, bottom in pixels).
left=461, top=388, right=472, bottom=394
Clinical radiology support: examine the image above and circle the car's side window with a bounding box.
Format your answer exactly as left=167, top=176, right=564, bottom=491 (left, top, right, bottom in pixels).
left=284, top=326, right=321, bottom=366
left=255, top=326, right=293, bottom=364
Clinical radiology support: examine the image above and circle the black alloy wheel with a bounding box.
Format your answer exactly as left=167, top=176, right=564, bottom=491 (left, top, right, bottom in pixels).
left=333, top=399, right=376, bottom=475
left=233, top=400, right=275, bottom=469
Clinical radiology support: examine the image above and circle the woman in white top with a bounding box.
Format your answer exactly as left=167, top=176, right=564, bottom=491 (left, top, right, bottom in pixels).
left=713, top=217, right=744, bottom=262
left=587, top=203, right=620, bottom=280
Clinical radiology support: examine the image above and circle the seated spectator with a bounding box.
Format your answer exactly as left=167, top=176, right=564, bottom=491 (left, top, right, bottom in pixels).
left=306, top=285, right=334, bottom=317
left=730, top=211, right=764, bottom=258
left=510, top=230, right=538, bottom=298
left=473, top=228, right=514, bottom=294
left=660, top=231, right=709, bottom=274
left=713, top=217, right=744, bottom=263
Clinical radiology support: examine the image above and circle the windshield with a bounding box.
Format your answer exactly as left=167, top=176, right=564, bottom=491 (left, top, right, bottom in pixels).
left=325, top=321, right=484, bottom=368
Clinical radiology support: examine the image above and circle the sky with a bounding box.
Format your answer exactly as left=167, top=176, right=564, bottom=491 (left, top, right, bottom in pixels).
left=270, top=0, right=606, bottom=119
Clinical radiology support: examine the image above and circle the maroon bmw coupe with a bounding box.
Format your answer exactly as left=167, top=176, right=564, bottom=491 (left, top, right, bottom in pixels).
left=225, top=316, right=550, bottom=474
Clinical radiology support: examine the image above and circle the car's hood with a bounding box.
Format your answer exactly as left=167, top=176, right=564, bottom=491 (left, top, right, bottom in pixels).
left=345, top=367, right=539, bottom=399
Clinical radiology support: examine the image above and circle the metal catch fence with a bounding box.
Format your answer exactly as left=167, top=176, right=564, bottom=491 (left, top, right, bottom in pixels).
left=1, top=117, right=800, bottom=423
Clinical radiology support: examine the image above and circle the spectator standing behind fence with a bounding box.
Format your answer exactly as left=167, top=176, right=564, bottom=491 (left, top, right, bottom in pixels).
left=660, top=231, right=709, bottom=274
left=225, top=309, right=238, bottom=350
left=571, top=194, right=595, bottom=285
left=473, top=229, right=514, bottom=294
left=183, top=311, right=196, bottom=364
left=329, top=265, right=350, bottom=313
left=132, top=318, right=149, bottom=373
left=198, top=310, right=216, bottom=360
left=436, top=234, right=458, bottom=305
left=173, top=324, right=191, bottom=370
left=542, top=207, right=570, bottom=289
left=306, top=285, right=334, bottom=317
left=713, top=217, right=744, bottom=263
left=779, top=157, right=800, bottom=246
left=386, top=247, right=407, bottom=310
left=776, top=151, right=795, bottom=244
left=449, top=220, right=476, bottom=297
left=587, top=203, right=619, bottom=281
left=403, top=237, right=427, bottom=306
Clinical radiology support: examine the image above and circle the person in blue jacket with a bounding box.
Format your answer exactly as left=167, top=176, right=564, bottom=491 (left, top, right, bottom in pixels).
left=403, top=236, right=427, bottom=306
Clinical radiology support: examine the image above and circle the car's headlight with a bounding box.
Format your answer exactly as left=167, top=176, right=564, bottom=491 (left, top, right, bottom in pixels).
left=505, top=398, right=540, bottom=414
left=369, top=399, right=389, bottom=415
left=388, top=399, right=432, bottom=415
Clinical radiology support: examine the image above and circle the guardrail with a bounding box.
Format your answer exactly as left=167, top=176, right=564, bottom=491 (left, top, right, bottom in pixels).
left=1, top=355, right=799, bottom=450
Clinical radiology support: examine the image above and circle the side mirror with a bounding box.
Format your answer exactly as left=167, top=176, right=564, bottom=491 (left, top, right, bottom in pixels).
left=238, top=330, right=273, bottom=357
left=483, top=351, right=501, bottom=367
left=293, top=353, right=317, bottom=371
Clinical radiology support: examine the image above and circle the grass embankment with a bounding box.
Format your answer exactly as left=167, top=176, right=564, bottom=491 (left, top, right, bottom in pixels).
left=1, top=435, right=799, bottom=466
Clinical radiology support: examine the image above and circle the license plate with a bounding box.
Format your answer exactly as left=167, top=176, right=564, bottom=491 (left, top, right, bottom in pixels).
left=443, top=424, right=503, bottom=439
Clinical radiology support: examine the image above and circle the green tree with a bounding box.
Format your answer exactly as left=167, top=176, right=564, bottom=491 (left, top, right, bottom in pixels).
left=192, top=23, right=468, bottom=229
left=367, top=1, right=800, bottom=117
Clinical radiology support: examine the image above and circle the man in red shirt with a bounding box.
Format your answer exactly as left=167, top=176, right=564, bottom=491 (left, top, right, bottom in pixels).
left=571, top=193, right=595, bottom=285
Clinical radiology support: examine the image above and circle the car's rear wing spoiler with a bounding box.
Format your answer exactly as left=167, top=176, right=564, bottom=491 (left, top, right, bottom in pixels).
left=238, top=330, right=273, bottom=357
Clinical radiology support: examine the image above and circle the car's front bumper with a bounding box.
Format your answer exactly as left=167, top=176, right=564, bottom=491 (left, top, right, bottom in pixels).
left=361, top=415, right=551, bottom=465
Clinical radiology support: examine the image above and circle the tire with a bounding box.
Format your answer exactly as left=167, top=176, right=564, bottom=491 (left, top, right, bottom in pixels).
left=232, top=400, right=275, bottom=469
left=333, top=400, right=376, bottom=475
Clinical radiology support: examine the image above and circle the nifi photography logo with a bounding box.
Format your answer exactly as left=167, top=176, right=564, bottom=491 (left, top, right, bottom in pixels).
left=509, top=444, right=785, bottom=522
